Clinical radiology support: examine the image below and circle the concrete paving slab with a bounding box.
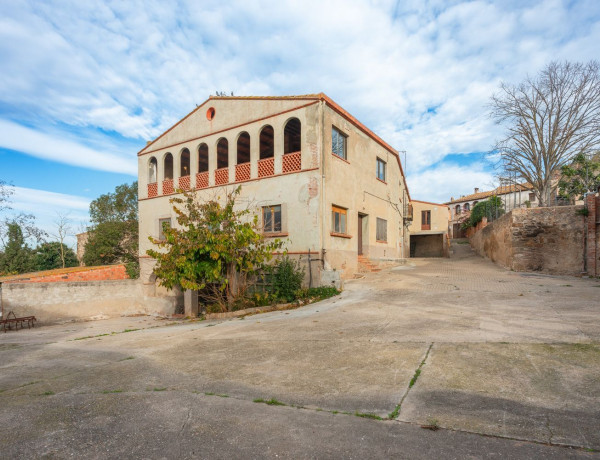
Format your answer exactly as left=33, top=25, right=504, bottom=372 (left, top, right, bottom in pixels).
left=399, top=343, right=600, bottom=449
left=0, top=391, right=594, bottom=459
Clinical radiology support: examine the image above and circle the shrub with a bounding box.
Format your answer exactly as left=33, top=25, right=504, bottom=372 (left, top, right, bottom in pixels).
left=271, top=256, right=305, bottom=302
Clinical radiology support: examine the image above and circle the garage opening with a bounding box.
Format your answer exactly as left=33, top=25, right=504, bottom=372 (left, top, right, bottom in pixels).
left=410, top=234, right=444, bottom=257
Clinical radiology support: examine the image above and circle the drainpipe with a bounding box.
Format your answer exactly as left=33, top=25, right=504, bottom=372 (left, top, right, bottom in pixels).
left=320, top=100, right=327, bottom=272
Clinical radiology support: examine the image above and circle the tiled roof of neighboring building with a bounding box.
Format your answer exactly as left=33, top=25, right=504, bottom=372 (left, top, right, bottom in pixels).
left=445, top=183, right=533, bottom=205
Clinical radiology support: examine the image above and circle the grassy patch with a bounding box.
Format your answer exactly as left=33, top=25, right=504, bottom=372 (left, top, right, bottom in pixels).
left=253, top=398, right=286, bottom=406
left=42, top=391, right=55, bottom=396
left=354, top=411, right=383, bottom=421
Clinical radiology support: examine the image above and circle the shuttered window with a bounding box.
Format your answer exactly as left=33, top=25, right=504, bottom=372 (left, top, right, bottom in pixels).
left=376, top=218, right=387, bottom=242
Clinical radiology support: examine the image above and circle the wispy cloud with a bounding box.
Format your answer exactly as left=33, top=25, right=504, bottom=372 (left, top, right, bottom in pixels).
left=0, top=120, right=136, bottom=174
left=1, top=0, right=599, bottom=199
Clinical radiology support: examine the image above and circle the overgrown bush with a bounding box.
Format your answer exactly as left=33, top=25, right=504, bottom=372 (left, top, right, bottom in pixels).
left=270, top=256, right=305, bottom=302
left=297, top=286, right=340, bottom=301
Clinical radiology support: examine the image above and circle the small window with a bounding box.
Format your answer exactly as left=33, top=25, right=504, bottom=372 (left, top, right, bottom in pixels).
left=464, top=202, right=470, bottom=212
left=158, top=218, right=171, bottom=240
left=376, top=218, right=387, bottom=242
left=421, top=211, right=431, bottom=231
left=332, top=127, right=347, bottom=160
left=529, top=192, right=536, bottom=202
left=263, top=205, right=282, bottom=233
left=376, top=158, right=386, bottom=182
left=332, top=205, right=347, bottom=234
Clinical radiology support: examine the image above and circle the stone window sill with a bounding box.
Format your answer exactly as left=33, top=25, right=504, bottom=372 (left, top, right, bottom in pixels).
left=330, top=232, right=352, bottom=239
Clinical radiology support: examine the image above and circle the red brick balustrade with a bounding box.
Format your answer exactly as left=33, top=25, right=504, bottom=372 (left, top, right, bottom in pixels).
left=258, top=157, right=274, bottom=177
left=235, top=163, right=251, bottom=182
left=215, top=168, right=229, bottom=185
left=196, top=171, right=209, bottom=189
left=282, top=151, right=301, bottom=173
left=178, top=175, right=191, bottom=190
left=162, top=179, right=174, bottom=195
left=147, top=182, right=158, bottom=198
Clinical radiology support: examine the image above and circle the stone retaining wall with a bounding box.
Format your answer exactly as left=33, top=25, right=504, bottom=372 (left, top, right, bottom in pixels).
left=470, top=206, right=587, bottom=275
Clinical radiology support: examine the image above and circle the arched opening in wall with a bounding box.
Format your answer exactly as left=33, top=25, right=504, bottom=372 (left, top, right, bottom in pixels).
left=284, top=118, right=301, bottom=154
left=455, top=205, right=461, bottom=215
left=235, top=132, right=251, bottom=182
left=198, top=143, right=209, bottom=173
left=180, top=148, right=190, bottom=177
left=217, top=138, right=229, bottom=169
left=164, top=153, right=173, bottom=179
left=464, top=202, right=470, bottom=212
left=259, top=125, right=274, bottom=159
left=237, top=132, right=250, bottom=164
left=148, top=157, right=157, bottom=183
left=147, top=157, right=158, bottom=197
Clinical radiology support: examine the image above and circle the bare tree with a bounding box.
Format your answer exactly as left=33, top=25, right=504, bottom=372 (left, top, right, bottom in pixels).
left=53, top=212, right=72, bottom=268
left=491, top=61, right=600, bottom=206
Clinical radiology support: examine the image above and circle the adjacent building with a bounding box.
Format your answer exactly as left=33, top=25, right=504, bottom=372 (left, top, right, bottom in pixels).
left=408, top=200, right=450, bottom=257
left=446, top=184, right=535, bottom=238
left=137, top=93, right=411, bottom=303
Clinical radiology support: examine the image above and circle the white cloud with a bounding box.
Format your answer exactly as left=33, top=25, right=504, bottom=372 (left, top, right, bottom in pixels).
left=407, top=163, right=496, bottom=204
left=0, top=0, right=599, bottom=199
left=0, top=120, right=136, bottom=174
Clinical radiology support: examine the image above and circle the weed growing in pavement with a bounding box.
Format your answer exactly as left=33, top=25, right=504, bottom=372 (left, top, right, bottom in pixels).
left=42, top=391, right=55, bottom=396
left=388, top=405, right=401, bottom=420
left=409, top=369, right=421, bottom=388
left=354, top=411, right=383, bottom=421
left=253, top=398, right=286, bottom=406
left=122, top=328, right=140, bottom=333
left=153, top=388, right=167, bottom=391
left=421, top=418, right=439, bottom=430
left=102, top=390, right=123, bottom=394
left=119, top=356, right=135, bottom=361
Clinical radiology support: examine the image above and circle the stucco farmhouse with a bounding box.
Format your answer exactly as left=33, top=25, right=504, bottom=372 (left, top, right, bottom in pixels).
left=137, top=93, right=412, bottom=300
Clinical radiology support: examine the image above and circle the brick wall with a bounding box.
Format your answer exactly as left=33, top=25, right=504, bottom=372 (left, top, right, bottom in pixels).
left=470, top=206, right=587, bottom=275
left=0, top=265, right=128, bottom=284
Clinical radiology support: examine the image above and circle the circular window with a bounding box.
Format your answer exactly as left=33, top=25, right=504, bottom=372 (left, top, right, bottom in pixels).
left=206, top=107, right=216, bottom=121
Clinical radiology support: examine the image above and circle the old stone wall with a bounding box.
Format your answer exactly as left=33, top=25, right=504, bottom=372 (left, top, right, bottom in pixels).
left=470, top=206, right=586, bottom=275
left=0, top=265, right=128, bottom=284
left=0, top=280, right=178, bottom=324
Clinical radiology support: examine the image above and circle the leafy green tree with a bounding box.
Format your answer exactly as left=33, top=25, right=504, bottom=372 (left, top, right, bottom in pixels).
left=147, top=187, right=283, bottom=309
left=558, top=153, right=600, bottom=203
left=0, top=222, right=34, bottom=275
left=33, top=242, right=78, bottom=271
left=467, top=196, right=504, bottom=228
left=83, top=182, right=138, bottom=277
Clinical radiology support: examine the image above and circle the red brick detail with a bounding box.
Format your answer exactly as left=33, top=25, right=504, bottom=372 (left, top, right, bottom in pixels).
left=235, top=163, right=251, bottom=182
left=215, top=168, right=229, bottom=185
left=258, top=157, right=274, bottom=177
left=282, top=151, right=301, bottom=173
left=147, top=182, right=158, bottom=198
left=178, top=175, right=191, bottom=190
left=162, top=179, right=174, bottom=195
left=196, top=171, right=209, bottom=189
left=1, top=265, right=129, bottom=284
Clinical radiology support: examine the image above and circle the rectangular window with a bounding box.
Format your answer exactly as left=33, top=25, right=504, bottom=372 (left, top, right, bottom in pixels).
left=332, top=127, right=347, bottom=160
left=529, top=192, right=536, bottom=202
left=263, top=205, right=282, bottom=233
left=421, top=210, right=431, bottom=230
left=332, top=205, right=347, bottom=234
left=376, top=158, right=386, bottom=182
left=158, top=218, right=171, bottom=240
left=376, top=218, right=387, bottom=242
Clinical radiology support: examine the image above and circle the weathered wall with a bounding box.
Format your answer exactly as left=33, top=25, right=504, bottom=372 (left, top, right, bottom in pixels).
left=1, top=280, right=178, bottom=324
left=0, top=265, right=128, bottom=284
left=470, top=206, right=586, bottom=275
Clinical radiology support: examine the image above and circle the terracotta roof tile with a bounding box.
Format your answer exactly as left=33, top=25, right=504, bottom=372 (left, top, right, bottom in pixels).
left=445, top=183, right=533, bottom=204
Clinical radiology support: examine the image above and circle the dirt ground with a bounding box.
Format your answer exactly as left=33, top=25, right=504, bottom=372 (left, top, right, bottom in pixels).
left=0, top=242, right=598, bottom=459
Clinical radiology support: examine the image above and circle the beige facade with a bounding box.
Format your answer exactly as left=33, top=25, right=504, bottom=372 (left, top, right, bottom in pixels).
left=408, top=200, right=449, bottom=257
left=137, top=94, right=411, bottom=303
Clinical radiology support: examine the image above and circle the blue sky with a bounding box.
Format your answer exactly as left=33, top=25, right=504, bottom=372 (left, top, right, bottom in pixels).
left=1, top=0, right=600, bottom=246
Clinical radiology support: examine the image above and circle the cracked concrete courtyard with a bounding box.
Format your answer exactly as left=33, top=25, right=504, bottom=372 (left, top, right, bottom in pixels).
left=1, top=242, right=599, bottom=458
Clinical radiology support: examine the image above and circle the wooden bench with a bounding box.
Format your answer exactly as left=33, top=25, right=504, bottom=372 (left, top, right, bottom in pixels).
left=1, top=311, right=37, bottom=332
